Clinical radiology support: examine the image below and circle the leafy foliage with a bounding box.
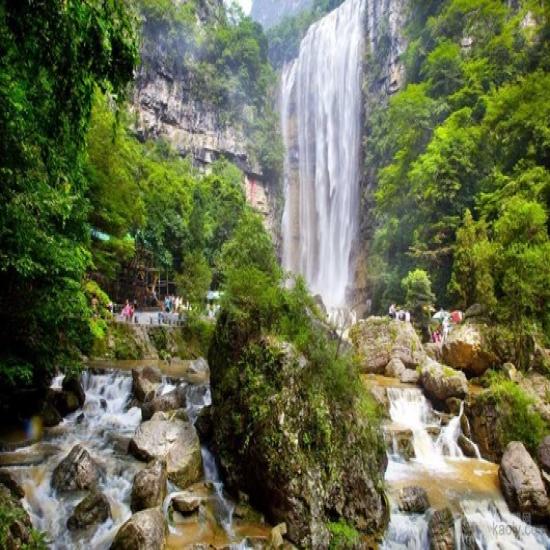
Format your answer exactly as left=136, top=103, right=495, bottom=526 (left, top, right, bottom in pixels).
left=480, top=371, right=547, bottom=454
left=365, top=0, right=550, bottom=353
left=0, top=1, right=138, bottom=395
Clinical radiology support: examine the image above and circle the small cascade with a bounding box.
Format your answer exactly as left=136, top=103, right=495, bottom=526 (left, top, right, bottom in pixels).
left=0, top=367, right=264, bottom=549
left=184, top=383, right=236, bottom=538
left=382, top=384, right=550, bottom=549
left=386, top=387, right=464, bottom=467
left=19, top=371, right=143, bottom=549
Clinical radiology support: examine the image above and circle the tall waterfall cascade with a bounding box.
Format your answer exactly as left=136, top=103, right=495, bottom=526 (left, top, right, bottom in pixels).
left=280, top=0, right=366, bottom=312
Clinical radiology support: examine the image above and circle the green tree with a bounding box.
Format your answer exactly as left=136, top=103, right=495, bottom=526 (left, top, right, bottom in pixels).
left=448, top=209, right=496, bottom=311
left=493, top=197, right=550, bottom=364
left=0, top=1, right=137, bottom=400
left=402, top=269, right=436, bottom=340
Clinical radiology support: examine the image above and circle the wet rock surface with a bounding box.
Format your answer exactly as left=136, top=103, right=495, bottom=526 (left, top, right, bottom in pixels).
left=132, top=366, right=162, bottom=402
left=129, top=413, right=202, bottom=489
left=131, top=458, right=167, bottom=513
left=397, top=486, right=430, bottom=513
left=67, top=490, right=111, bottom=530
left=428, top=507, right=456, bottom=550
left=51, top=444, right=100, bottom=492
left=350, top=317, right=425, bottom=373
left=110, top=507, right=166, bottom=550
left=442, top=324, right=497, bottom=376
left=140, top=386, right=186, bottom=421
left=499, top=441, right=550, bottom=522
left=420, top=359, right=468, bottom=404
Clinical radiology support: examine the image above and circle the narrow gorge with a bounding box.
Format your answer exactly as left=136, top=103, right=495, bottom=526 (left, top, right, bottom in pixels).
left=1, top=1, right=549, bottom=550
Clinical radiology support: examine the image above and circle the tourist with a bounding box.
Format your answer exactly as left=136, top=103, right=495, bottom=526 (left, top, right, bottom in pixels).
left=122, top=300, right=132, bottom=322
left=389, top=303, right=396, bottom=319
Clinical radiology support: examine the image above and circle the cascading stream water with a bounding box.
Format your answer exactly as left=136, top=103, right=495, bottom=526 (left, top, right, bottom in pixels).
left=1, top=368, right=258, bottom=549
left=280, top=0, right=365, bottom=312
left=382, top=385, right=550, bottom=549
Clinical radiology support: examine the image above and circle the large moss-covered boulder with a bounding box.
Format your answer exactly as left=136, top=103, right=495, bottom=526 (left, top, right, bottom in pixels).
left=442, top=324, right=497, bottom=376
left=349, top=317, right=425, bottom=373
left=209, top=315, right=388, bottom=548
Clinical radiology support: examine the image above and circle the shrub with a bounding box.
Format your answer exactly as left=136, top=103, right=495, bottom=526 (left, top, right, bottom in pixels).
left=481, top=371, right=547, bottom=454
left=327, top=520, right=361, bottom=549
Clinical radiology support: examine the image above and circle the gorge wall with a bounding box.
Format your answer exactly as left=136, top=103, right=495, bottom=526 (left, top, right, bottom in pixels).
left=132, top=0, right=279, bottom=234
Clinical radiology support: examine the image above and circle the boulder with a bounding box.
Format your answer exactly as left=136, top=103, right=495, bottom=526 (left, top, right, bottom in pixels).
left=210, top=330, right=388, bottom=548
left=172, top=494, right=202, bottom=514
left=110, top=507, right=166, bottom=550
left=41, top=401, right=63, bottom=427
left=464, top=396, right=503, bottom=462
left=385, top=358, right=406, bottom=379
left=400, top=369, right=420, bottom=385
left=129, top=414, right=202, bottom=489
left=349, top=317, right=425, bottom=373
left=52, top=444, right=100, bottom=492
left=62, top=375, right=86, bottom=407
left=194, top=405, right=213, bottom=441
left=499, top=441, right=550, bottom=522
left=397, top=486, right=430, bottom=513
left=420, top=360, right=468, bottom=405
left=425, top=343, right=442, bottom=362
left=441, top=324, right=497, bottom=376
left=428, top=508, right=456, bottom=550
left=131, top=459, right=167, bottom=513
left=48, top=388, right=81, bottom=416
left=537, top=436, right=550, bottom=474
left=0, top=483, right=32, bottom=548
left=458, top=435, right=479, bottom=458
left=140, top=386, right=186, bottom=421
left=132, top=366, right=162, bottom=403
left=67, top=490, right=111, bottom=530
left=0, top=470, right=25, bottom=499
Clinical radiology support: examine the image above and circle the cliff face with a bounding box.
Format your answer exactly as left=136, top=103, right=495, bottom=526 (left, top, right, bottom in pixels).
left=133, top=1, right=250, bottom=170
left=352, top=0, right=411, bottom=316
left=132, top=0, right=280, bottom=234
left=251, top=0, right=313, bottom=29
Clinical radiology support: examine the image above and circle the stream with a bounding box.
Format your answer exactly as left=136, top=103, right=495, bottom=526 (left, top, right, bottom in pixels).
left=2, top=365, right=550, bottom=548
left=0, top=364, right=269, bottom=549
left=379, top=381, right=550, bottom=549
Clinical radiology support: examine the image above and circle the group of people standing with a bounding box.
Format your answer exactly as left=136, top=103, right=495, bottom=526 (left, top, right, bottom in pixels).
left=164, top=295, right=186, bottom=314
left=388, top=303, right=411, bottom=323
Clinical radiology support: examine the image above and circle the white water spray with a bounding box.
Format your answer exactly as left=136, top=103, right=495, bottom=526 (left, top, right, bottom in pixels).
left=280, top=0, right=366, bottom=311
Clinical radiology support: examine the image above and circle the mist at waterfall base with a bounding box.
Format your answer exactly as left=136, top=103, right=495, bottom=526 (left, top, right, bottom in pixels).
left=382, top=386, right=550, bottom=549
left=280, top=0, right=365, bottom=317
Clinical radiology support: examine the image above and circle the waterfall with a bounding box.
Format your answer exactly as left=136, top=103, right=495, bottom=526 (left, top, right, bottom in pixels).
left=280, top=0, right=366, bottom=311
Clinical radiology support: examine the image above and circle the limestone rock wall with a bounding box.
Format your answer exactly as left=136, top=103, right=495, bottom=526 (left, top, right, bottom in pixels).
left=132, top=0, right=279, bottom=233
